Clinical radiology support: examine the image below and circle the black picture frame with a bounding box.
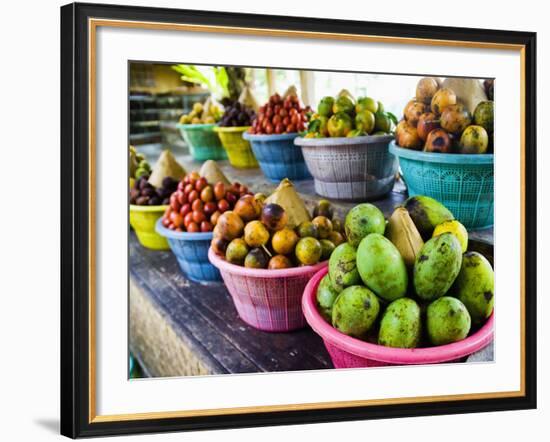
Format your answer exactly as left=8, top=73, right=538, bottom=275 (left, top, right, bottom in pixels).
left=61, top=2, right=537, bottom=438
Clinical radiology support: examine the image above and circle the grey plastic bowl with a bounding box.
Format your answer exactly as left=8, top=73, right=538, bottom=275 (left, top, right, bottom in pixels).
left=295, top=135, right=397, bottom=201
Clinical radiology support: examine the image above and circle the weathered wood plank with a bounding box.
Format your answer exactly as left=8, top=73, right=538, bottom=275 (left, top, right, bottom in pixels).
left=130, top=232, right=333, bottom=376
left=131, top=241, right=261, bottom=374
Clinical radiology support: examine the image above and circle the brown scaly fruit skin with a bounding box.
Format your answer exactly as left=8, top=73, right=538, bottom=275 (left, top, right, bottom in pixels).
left=417, top=112, right=440, bottom=141
left=416, top=78, right=440, bottom=104
left=403, top=100, right=427, bottom=127
left=431, top=88, right=457, bottom=115
left=440, top=104, right=472, bottom=135
left=396, top=120, right=422, bottom=150
left=424, top=128, right=453, bottom=153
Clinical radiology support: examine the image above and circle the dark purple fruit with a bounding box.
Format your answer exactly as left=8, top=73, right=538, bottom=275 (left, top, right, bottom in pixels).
left=142, top=187, right=156, bottom=197
left=261, top=203, right=288, bottom=231
left=136, top=195, right=150, bottom=205
left=244, top=248, right=269, bottom=269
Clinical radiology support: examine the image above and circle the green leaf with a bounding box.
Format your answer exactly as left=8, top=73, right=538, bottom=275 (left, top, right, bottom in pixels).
left=213, top=67, right=230, bottom=98
left=386, top=112, right=399, bottom=126
left=171, top=64, right=213, bottom=92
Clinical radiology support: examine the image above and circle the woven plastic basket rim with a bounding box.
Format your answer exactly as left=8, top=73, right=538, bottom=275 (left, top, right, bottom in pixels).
left=209, top=247, right=327, bottom=279
left=389, top=141, right=494, bottom=164
left=129, top=204, right=168, bottom=213
left=295, top=134, right=394, bottom=147
left=155, top=218, right=214, bottom=241
left=213, top=126, right=251, bottom=133
left=177, top=123, right=217, bottom=131
left=302, top=267, right=494, bottom=364
left=243, top=132, right=299, bottom=141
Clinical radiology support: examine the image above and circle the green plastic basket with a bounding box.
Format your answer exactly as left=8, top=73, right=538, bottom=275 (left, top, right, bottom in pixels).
left=177, top=123, right=227, bottom=161
left=389, top=142, right=494, bottom=229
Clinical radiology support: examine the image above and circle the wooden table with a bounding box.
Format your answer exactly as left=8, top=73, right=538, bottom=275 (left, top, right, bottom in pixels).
left=130, top=151, right=493, bottom=377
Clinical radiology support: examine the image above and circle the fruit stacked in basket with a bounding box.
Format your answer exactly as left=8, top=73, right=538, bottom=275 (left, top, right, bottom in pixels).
left=389, top=78, right=495, bottom=229
left=161, top=170, right=252, bottom=233
left=156, top=160, right=254, bottom=283
left=302, top=195, right=494, bottom=367
left=244, top=90, right=313, bottom=181
left=395, top=77, right=494, bottom=154
left=177, top=98, right=227, bottom=161
left=129, top=149, right=187, bottom=250
left=248, top=91, right=309, bottom=135
left=214, top=101, right=259, bottom=168
left=210, top=179, right=344, bottom=270
left=208, top=179, right=343, bottom=332
left=306, top=90, right=397, bottom=138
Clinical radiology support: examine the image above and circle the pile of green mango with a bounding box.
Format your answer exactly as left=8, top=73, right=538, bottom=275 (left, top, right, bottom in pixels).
left=317, top=196, right=494, bottom=348
left=305, top=90, right=398, bottom=139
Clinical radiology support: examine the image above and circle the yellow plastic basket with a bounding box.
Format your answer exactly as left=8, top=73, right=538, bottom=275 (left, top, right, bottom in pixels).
left=129, top=204, right=170, bottom=250
left=214, top=126, right=258, bottom=168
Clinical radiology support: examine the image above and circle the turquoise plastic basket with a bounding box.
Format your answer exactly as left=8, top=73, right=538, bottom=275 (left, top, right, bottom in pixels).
left=177, top=123, right=227, bottom=161
left=389, top=142, right=494, bottom=229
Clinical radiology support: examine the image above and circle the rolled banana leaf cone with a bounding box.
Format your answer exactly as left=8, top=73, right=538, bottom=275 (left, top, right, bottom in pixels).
left=265, top=178, right=311, bottom=229
left=238, top=86, right=259, bottom=112
left=441, top=78, right=488, bottom=114
left=199, top=160, right=231, bottom=186
left=148, top=149, right=186, bottom=188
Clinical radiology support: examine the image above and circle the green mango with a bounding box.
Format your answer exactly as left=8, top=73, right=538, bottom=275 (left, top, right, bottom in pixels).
left=355, top=110, right=375, bottom=134
left=332, top=96, right=355, bottom=115
left=327, top=112, right=353, bottom=137
left=473, top=101, right=494, bottom=134
left=452, top=251, right=494, bottom=325
left=413, top=233, right=462, bottom=301
left=344, top=203, right=386, bottom=247
left=331, top=285, right=380, bottom=338
left=404, top=195, right=455, bottom=240
left=316, top=274, right=339, bottom=322
left=357, top=233, right=408, bottom=302
left=426, top=296, right=471, bottom=345
left=374, top=111, right=392, bottom=133
left=356, top=97, right=378, bottom=114
left=317, top=96, right=335, bottom=117
left=378, top=298, right=421, bottom=348
left=328, top=243, right=361, bottom=293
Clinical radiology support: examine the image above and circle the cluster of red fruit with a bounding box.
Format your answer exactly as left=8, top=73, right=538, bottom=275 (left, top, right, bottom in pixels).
left=162, top=171, right=252, bottom=233
left=248, top=93, right=310, bottom=135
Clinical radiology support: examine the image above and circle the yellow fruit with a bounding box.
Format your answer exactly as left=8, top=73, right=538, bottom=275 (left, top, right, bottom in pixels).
left=272, top=228, right=299, bottom=255
left=385, top=207, right=424, bottom=268
left=295, top=237, right=322, bottom=265
left=312, top=216, right=333, bottom=239
left=433, top=220, right=468, bottom=253
left=244, top=220, right=270, bottom=247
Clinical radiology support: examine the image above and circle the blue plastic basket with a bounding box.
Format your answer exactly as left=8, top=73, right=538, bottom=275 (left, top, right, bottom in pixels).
left=389, top=141, right=494, bottom=229
left=243, top=132, right=312, bottom=182
left=155, top=219, right=221, bottom=283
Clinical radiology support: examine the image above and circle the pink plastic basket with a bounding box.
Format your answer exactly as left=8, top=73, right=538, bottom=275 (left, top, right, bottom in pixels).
left=302, top=267, right=494, bottom=368
left=208, top=248, right=328, bottom=332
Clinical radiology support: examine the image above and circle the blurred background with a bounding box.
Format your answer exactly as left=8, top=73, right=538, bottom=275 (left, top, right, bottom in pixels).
left=129, top=62, right=419, bottom=161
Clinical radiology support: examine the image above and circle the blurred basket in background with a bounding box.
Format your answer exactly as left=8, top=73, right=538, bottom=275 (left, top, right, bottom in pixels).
left=295, top=135, right=397, bottom=201
left=390, top=142, right=494, bottom=229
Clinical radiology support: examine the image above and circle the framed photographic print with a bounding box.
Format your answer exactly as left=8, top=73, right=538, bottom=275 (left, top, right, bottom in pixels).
left=60, top=2, right=537, bottom=438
